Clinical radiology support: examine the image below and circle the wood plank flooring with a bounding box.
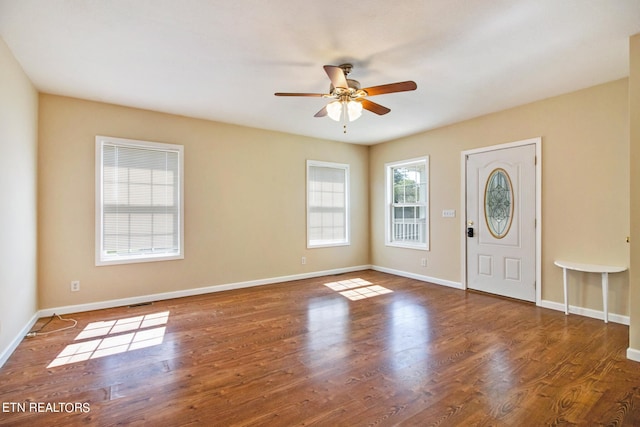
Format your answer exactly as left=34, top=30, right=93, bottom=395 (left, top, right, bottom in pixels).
left=1, top=270, right=639, bottom=426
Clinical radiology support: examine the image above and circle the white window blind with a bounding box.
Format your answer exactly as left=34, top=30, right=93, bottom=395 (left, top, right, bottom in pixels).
left=96, top=136, right=184, bottom=265
left=307, top=160, right=350, bottom=248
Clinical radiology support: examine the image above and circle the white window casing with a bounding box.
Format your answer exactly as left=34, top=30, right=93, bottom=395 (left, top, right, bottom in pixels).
left=385, top=156, right=429, bottom=250
left=95, top=136, right=184, bottom=266
left=307, top=160, right=350, bottom=248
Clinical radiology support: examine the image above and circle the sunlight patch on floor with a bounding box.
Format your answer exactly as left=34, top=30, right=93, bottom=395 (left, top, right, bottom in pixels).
left=74, top=311, right=169, bottom=340
left=47, top=311, right=169, bottom=368
left=324, top=278, right=393, bottom=301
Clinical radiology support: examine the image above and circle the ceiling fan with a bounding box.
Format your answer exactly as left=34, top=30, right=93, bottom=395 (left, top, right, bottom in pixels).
left=275, top=64, right=417, bottom=123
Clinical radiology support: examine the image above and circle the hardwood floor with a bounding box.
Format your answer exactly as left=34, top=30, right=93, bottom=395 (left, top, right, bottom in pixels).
left=1, top=270, right=639, bottom=426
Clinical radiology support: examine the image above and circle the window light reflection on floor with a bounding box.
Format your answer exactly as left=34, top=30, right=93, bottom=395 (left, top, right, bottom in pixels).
left=324, top=278, right=393, bottom=301
left=74, top=311, right=169, bottom=340
left=47, top=311, right=169, bottom=368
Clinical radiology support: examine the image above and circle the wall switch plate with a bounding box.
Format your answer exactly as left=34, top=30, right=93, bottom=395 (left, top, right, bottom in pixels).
left=442, top=209, right=456, bottom=218
left=71, top=280, right=80, bottom=292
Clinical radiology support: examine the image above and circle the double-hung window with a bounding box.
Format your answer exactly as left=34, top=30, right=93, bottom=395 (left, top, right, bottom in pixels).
left=385, top=157, right=429, bottom=249
left=96, top=136, right=184, bottom=266
left=307, top=160, right=350, bottom=248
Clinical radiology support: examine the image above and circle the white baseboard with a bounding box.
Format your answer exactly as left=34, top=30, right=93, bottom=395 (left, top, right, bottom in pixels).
left=371, top=265, right=463, bottom=290
left=0, top=312, right=39, bottom=368
left=627, top=347, right=640, bottom=362
left=39, top=265, right=372, bottom=317
left=539, top=299, right=630, bottom=325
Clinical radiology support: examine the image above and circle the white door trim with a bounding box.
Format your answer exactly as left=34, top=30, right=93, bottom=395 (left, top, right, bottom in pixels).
left=460, top=137, right=542, bottom=305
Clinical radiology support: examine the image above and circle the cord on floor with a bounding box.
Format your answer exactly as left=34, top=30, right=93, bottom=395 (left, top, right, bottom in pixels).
left=25, top=313, right=77, bottom=338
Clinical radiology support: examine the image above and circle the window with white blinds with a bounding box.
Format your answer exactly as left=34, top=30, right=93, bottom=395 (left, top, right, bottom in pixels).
left=95, top=136, right=184, bottom=265
left=306, top=160, right=350, bottom=248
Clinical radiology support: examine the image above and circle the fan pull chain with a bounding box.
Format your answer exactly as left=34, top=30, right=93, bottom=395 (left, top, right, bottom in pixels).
left=342, top=103, right=348, bottom=134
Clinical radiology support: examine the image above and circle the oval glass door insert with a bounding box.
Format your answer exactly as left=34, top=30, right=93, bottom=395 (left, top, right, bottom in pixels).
left=484, top=168, right=514, bottom=239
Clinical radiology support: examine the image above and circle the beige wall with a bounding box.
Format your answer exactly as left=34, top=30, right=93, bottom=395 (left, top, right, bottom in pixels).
left=629, top=34, right=640, bottom=351
left=370, top=79, right=630, bottom=316
left=39, top=80, right=631, bottom=316
left=0, top=38, right=39, bottom=359
left=38, top=95, right=369, bottom=309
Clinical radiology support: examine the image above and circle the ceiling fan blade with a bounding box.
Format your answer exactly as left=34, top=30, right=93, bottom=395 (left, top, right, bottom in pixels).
left=274, top=92, right=324, bottom=97
left=362, top=81, right=417, bottom=96
left=323, top=65, right=349, bottom=89
left=361, top=99, right=391, bottom=115
left=314, top=106, right=328, bottom=118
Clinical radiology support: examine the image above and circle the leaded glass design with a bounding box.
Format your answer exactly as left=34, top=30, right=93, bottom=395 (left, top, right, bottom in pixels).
left=484, top=168, right=513, bottom=239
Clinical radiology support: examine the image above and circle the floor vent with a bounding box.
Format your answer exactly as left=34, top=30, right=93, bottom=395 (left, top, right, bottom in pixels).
left=128, top=302, right=153, bottom=308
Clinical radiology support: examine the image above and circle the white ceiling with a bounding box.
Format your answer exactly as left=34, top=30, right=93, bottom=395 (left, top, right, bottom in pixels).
left=1, top=1, right=639, bottom=145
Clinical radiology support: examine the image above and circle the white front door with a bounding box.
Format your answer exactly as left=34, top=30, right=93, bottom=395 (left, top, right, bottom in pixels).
left=465, top=143, right=536, bottom=302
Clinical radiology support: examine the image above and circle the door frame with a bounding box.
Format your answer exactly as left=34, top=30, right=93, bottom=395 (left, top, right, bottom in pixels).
left=460, top=137, right=542, bottom=305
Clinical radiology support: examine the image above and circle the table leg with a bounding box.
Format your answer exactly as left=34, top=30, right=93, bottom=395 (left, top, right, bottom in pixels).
left=602, top=272, right=608, bottom=323
left=563, top=267, right=569, bottom=315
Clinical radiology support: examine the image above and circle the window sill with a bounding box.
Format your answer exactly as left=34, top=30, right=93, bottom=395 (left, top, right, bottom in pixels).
left=96, top=253, right=184, bottom=267
left=385, top=242, right=428, bottom=251
left=307, top=241, right=350, bottom=249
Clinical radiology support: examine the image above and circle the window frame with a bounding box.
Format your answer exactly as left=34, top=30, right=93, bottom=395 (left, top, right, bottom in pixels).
left=385, top=156, right=429, bottom=250
left=306, top=160, right=350, bottom=249
left=95, top=135, right=184, bottom=266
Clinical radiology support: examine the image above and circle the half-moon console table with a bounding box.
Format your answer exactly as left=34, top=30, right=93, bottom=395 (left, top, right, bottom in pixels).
left=554, top=260, right=627, bottom=323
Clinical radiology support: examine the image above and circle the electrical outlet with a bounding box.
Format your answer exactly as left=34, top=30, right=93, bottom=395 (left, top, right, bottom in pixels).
left=421, top=258, right=427, bottom=267
left=70, top=280, right=80, bottom=292
left=301, top=256, right=306, bottom=265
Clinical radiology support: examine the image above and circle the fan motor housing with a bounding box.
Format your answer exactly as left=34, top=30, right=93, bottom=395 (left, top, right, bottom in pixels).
left=330, top=79, right=361, bottom=94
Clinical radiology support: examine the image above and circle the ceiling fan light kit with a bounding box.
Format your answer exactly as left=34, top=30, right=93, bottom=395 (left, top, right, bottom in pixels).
left=326, top=99, right=363, bottom=122
left=346, top=100, right=363, bottom=121
left=275, top=63, right=417, bottom=131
